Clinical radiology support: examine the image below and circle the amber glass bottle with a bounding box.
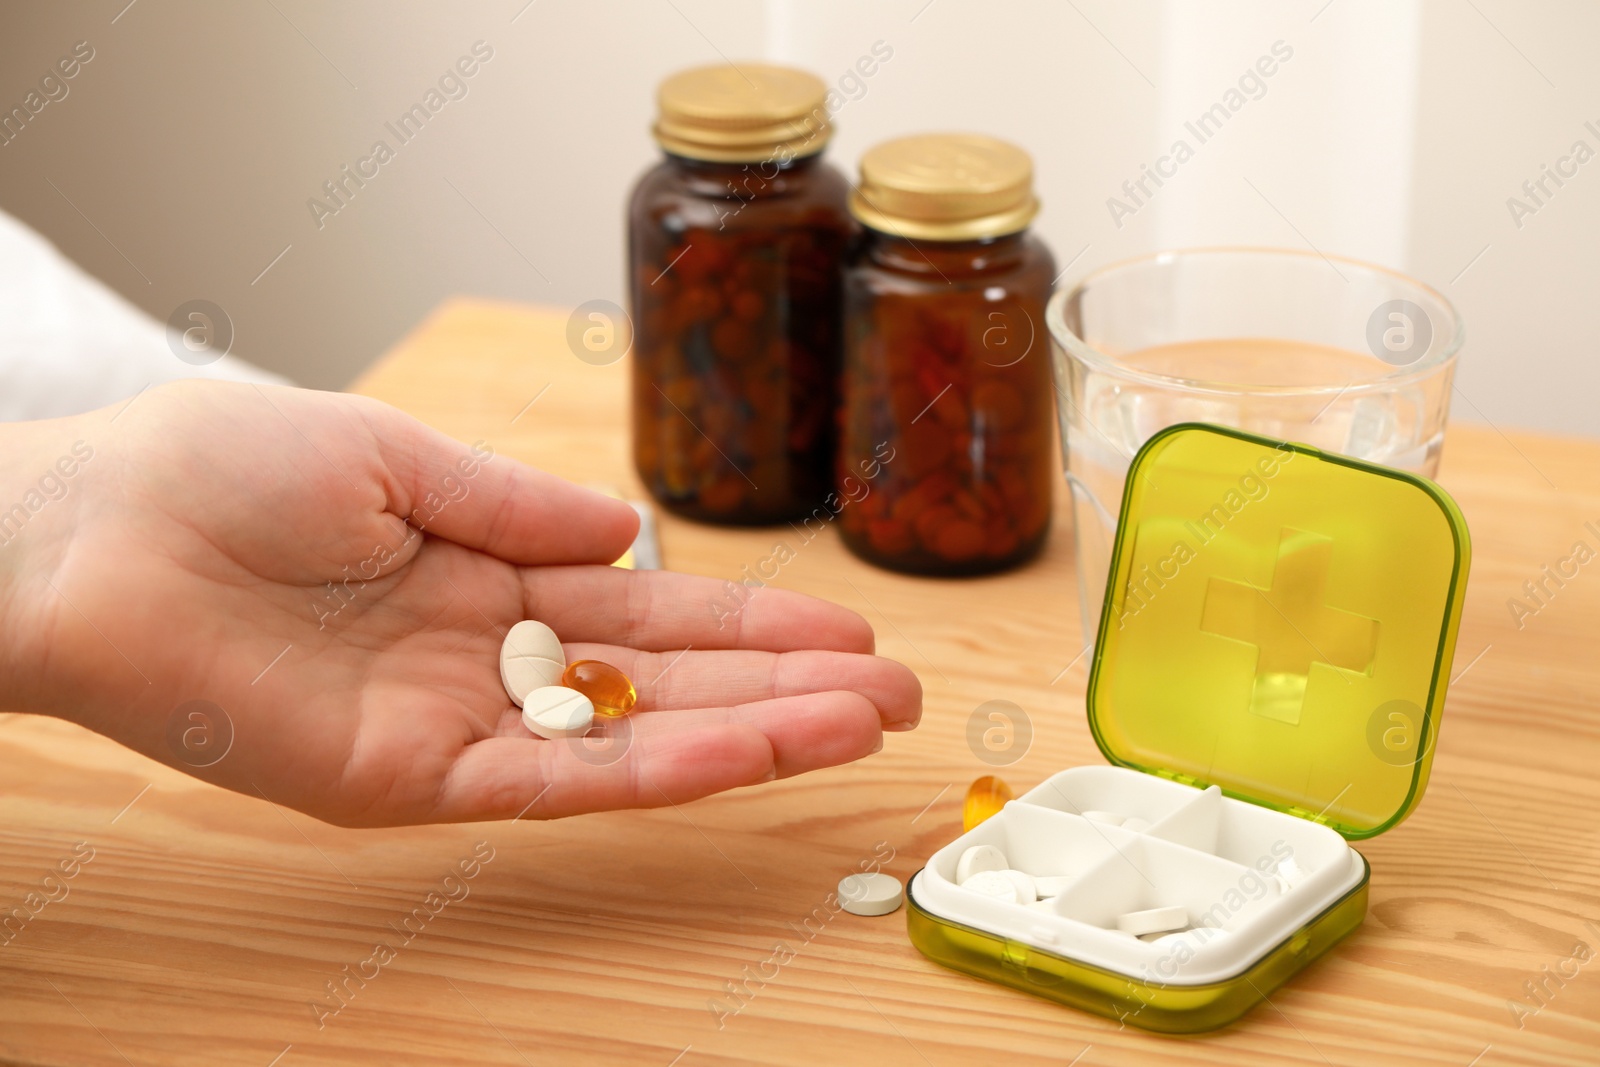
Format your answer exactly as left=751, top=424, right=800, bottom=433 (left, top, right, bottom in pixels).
left=838, top=134, right=1056, bottom=575
left=628, top=64, right=853, bottom=524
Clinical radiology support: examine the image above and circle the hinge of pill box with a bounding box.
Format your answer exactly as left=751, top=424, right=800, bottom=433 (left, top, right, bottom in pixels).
left=1285, top=804, right=1325, bottom=824
left=1152, top=769, right=1206, bottom=789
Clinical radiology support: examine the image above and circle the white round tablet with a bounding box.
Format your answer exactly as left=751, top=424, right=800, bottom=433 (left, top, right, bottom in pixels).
left=960, top=869, right=1020, bottom=903
left=955, top=844, right=1009, bottom=885
left=999, top=869, right=1037, bottom=904
left=838, top=872, right=903, bottom=916
left=1116, top=905, right=1189, bottom=936
left=521, top=686, right=594, bottom=739
left=500, top=620, right=566, bottom=707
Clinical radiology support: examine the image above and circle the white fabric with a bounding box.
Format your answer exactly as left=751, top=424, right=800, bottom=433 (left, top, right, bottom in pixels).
left=0, top=208, right=289, bottom=421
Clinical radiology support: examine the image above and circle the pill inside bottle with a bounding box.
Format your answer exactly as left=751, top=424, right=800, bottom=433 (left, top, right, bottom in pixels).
left=561, top=659, right=638, bottom=718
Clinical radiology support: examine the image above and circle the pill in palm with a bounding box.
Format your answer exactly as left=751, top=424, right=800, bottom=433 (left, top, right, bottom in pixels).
left=500, top=620, right=566, bottom=707
left=521, top=686, right=595, bottom=739
left=962, top=775, right=1013, bottom=831
left=955, top=844, right=1009, bottom=884
left=1116, top=905, right=1189, bottom=936
left=561, top=659, right=638, bottom=718
left=838, top=872, right=903, bottom=916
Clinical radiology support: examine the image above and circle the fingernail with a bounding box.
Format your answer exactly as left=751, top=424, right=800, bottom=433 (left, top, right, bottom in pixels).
left=871, top=735, right=884, bottom=754
left=885, top=720, right=918, bottom=732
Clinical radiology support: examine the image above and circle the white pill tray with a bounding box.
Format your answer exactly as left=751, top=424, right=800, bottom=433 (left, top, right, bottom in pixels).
left=903, top=425, right=1473, bottom=1029
left=911, top=766, right=1364, bottom=986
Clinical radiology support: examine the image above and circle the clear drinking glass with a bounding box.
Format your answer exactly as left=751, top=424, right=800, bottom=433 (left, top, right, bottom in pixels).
left=1048, top=247, right=1463, bottom=639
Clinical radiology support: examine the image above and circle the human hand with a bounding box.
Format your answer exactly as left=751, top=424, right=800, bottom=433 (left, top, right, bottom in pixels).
left=0, top=381, right=920, bottom=826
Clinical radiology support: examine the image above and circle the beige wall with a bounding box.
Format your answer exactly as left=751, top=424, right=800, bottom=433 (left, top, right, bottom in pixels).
left=0, top=0, right=1596, bottom=435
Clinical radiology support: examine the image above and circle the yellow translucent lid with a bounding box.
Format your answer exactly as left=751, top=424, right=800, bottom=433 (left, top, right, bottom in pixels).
left=1087, top=424, right=1471, bottom=839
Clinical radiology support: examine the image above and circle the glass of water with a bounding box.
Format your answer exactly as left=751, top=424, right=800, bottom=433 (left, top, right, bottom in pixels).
left=1048, top=247, right=1463, bottom=640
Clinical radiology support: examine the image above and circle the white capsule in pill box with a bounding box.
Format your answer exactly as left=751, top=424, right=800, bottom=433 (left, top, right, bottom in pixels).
left=500, top=620, right=566, bottom=707
left=955, top=844, right=1008, bottom=885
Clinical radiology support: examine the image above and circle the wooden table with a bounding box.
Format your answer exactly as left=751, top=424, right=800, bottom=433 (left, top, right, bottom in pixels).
left=4, top=300, right=1598, bottom=1066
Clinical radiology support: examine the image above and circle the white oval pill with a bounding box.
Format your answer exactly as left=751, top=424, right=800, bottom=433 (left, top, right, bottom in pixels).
left=500, top=620, right=566, bottom=707
left=955, top=844, right=1009, bottom=885
left=838, top=872, right=903, bottom=916
left=1116, top=905, right=1189, bottom=936
left=960, top=869, right=1019, bottom=903
left=521, top=686, right=594, bottom=739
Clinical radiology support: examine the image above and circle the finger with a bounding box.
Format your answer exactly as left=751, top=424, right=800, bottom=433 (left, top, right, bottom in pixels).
left=498, top=691, right=882, bottom=783
left=623, top=691, right=884, bottom=778
left=359, top=398, right=639, bottom=565
left=559, top=645, right=921, bottom=730
left=429, top=722, right=775, bottom=821
left=433, top=691, right=883, bottom=821
left=523, top=566, right=876, bottom=653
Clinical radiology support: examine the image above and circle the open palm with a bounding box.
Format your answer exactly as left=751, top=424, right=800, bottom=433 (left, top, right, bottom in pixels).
left=11, top=382, right=919, bottom=826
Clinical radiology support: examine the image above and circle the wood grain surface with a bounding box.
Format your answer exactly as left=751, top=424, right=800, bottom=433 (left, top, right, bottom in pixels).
left=3, top=299, right=1598, bottom=1067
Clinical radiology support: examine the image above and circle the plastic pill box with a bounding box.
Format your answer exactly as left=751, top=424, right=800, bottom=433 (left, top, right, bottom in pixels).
left=906, top=423, right=1472, bottom=1032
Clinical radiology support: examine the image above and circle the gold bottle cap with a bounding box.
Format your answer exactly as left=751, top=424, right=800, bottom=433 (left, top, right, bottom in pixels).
left=653, top=63, right=832, bottom=163
left=851, top=133, right=1040, bottom=241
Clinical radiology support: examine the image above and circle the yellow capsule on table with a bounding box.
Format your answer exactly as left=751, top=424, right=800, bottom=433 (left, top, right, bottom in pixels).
left=561, top=659, right=638, bottom=718
left=963, top=775, right=1013, bottom=832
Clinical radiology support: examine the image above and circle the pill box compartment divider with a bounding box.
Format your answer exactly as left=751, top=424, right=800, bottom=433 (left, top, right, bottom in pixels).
left=912, top=766, right=1364, bottom=985
left=905, top=857, right=1370, bottom=1035
left=905, top=424, right=1471, bottom=1032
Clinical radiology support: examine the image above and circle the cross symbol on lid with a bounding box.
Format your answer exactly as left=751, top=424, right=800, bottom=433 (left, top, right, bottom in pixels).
left=1199, top=527, right=1379, bottom=725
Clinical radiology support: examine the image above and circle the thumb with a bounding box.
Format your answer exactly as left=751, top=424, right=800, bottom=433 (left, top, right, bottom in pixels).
left=357, top=396, right=639, bottom=565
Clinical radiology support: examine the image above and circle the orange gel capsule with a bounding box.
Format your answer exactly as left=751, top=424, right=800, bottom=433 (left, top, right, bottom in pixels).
left=962, top=775, right=1013, bottom=832
left=561, top=659, right=638, bottom=718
